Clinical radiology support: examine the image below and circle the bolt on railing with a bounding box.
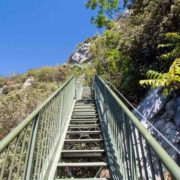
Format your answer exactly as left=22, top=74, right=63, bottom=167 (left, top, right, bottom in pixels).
left=94, top=75, right=180, bottom=180
left=0, top=76, right=82, bottom=180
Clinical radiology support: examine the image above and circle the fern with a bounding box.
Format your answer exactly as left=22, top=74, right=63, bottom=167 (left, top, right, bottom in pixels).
left=140, top=32, right=180, bottom=94
left=158, top=32, right=180, bottom=60
left=146, top=70, right=164, bottom=79
left=140, top=58, right=180, bottom=92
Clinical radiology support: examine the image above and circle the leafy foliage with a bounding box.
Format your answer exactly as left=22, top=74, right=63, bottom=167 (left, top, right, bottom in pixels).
left=85, top=0, right=121, bottom=28
left=140, top=32, right=180, bottom=93
left=158, top=32, right=180, bottom=60
left=0, top=65, right=72, bottom=139
left=140, top=58, right=180, bottom=92
left=85, top=0, right=180, bottom=101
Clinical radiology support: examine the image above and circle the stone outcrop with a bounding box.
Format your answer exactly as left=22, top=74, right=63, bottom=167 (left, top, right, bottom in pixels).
left=67, top=37, right=96, bottom=64
left=134, top=88, right=180, bottom=164
left=22, top=77, right=35, bottom=89
left=71, top=43, right=91, bottom=64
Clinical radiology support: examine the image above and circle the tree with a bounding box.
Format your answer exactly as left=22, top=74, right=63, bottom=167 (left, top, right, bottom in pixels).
left=85, top=0, right=121, bottom=28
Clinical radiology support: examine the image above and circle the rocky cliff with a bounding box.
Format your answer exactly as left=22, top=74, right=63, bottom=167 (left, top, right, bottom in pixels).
left=67, top=37, right=96, bottom=64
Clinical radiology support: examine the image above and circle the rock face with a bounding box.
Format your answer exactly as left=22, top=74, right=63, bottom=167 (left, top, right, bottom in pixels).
left=134, top=88, right=168, bottom=121
left=71, top=43, right=91, bottom=64
left=134, top=89, right=180, bottom=164
left=67, top=37, right=96, bottom=64
left=68, top=43, right=91, bottom=64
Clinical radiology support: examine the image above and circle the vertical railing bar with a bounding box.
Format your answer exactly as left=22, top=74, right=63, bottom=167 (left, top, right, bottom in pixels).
left=119, top=107, right=127, bottom=178
left=16, top=127, right=29, bottom=179
left=116, top=107, right=124, bottom=176
left=122, top=111, right=131, bottom=180
left=33, top=111, right=45, bottom=180
left=146, top=144, right=156, bottom=180
left=40, top=102, right=54, bottom=179
left=23, top=115, right=40, bottom=180
left=132, top=126, right=143, bottom=179
left=57, top=91, right=63, bottom=132
left=138, top=132, right=149, bottom=179
left=54, top=97, right=60, bottom=138
left=128, top=120, right=138, bottom=180
left=38, top=103, right=52, bottom=179
left=123, top=115, right=132, bottom=180
left=8, top=136, right=21, bottom=180
left=156, top=157, right=165, bottom=180
left=0, top=146, right=10, bottom=179
left=59, top=91, right=64, bottom=131
left=44, top=103, right=54, bottom=165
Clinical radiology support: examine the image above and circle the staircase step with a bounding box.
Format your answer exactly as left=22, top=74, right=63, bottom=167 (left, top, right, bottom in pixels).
left=74, top=107, right=96, bottom=109
left=75, top=103, right=95, bottom=106
left=72, top=115, right=98, bottom=119
left=74, top=104, right=96, bottom=109
left=70, top=121, right=98, bottom=124
left=73, top=110, right=97, bottom=112
left=76, top=99, right=95, bottom=103
left=64, top=139, right=103, bottom=142
left=67, top=131, right=101, bottom=135
left=61, top=149, right=105, bottom=158
left=68, top=124, right=99, bottom=128
left=71, top=118, right=98, bottom=121
left=57, top=162, right=107, bottom=167
left=56, top=178, right=107, bottom=180
left=73, top=113, right=97, bottom=116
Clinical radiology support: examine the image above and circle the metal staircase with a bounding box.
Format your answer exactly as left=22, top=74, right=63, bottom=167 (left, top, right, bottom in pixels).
left=55, top=98, right=108, bottom=179
left=0, top=76, right=180, bottom=180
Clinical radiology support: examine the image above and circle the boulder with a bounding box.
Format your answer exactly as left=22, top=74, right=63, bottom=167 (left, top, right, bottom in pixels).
left=22, top=77, right=35, bottom=89
left=0, top=85, right=9, bottom=94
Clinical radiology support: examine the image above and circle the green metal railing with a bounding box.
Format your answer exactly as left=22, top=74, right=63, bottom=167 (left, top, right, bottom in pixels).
left=0, top=76, right=82, bottom=180
left=94, top=76, right=180, bottom=180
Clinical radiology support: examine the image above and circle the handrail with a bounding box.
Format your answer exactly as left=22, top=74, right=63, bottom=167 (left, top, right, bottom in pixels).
left=0, top=76, right=74, bottom=152
left=94, top=75, right=180, bottom=180
left=0, top=75, right=80, bottom=180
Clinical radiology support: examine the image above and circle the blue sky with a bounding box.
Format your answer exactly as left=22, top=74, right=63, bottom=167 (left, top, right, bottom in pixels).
left=0, top=0, right=99, bottom=76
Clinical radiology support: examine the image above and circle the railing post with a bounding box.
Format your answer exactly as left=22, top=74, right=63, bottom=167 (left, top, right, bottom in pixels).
left=23, top=115, right=40, bottom=180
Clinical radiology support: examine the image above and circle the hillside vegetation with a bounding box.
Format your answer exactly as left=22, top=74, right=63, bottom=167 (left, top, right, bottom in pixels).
left=0, top=65, right=72, bottom=139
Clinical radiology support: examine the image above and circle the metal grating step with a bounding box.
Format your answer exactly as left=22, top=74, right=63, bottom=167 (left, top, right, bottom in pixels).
left=67, top=131, right=101, bottom=135
left=77, top=99, right=95, bottom=102
left=72, top=115, right=98, bottom=119
left=64, top=139, right=103, bottom=142
left=57, top=162, right=107, bottom=167
left=61, top=150, right=105, bottom=158
left=70, top=121, right=98, bottom=124
left=74, top=104, right=96, bottom=109
left=56, top=178, right=108, bottom=180
left=68, top=124, right=100, bottom=128
left=71, top=118, right=99, bottom=121
left=75, top=103, right=95, bottom=106
left=73, top=112, right=97, bottom=115
left=73, top=109, right=97, bottom=112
